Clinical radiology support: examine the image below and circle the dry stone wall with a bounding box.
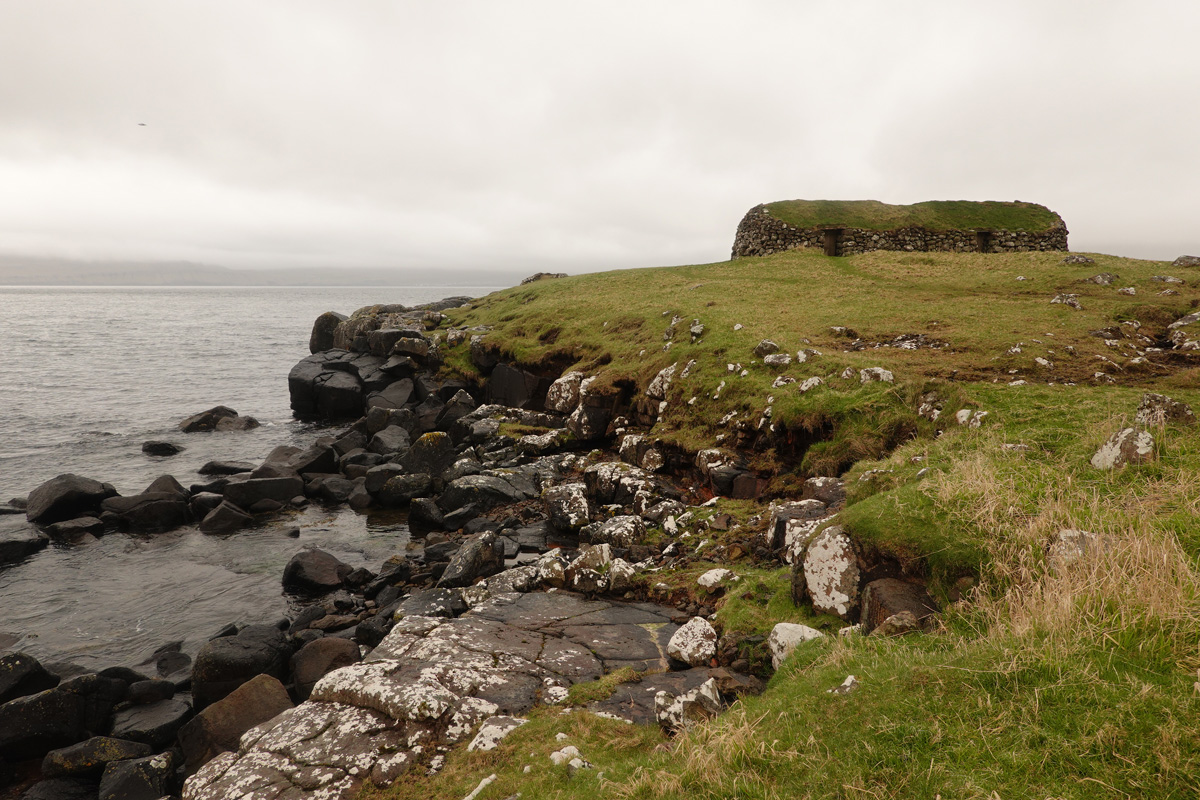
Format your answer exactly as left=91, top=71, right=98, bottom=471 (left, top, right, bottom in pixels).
left=731, top=204, right=1069, bottom=258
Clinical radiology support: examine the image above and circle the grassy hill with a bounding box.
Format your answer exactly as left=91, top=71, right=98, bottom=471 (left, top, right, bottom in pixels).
left=762, top=199, right=1063, bottom=232
left=369, top=247, right=1200, bottom=800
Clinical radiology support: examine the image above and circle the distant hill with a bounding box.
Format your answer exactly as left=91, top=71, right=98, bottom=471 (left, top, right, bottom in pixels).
left=0, top=255, right=527, bottom=287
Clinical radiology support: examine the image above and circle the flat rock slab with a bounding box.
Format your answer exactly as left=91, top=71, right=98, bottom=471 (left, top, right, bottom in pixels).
left=591, top=668, right=718, bottom=726
left=184, top=590, right=679, bottom=800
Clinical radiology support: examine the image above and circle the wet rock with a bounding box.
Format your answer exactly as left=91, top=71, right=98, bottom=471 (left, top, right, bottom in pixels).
left=378, top=473, right=433, bottom=505
left=1090, top=427, right=1155, bottom=469
left=42, top=736, right=153, bottom=777
left=0, top=674, right=124, bottom=760
left=18, top=776, right=100, bottom=800
left=178, top=405, right=240, bottom=432
left=99, top=751, right=175, bottom=800
left=198, top=501, right=252, bottom=534
left=0, top=652, right=60, bottom=704
left=1135, top=393, right=1194, bottom=427
left=437, top=531, right=505, bottom=589
left=197, top=460, right=254, bottom=476
left=126, top=679, right=174, bottom=706
left=191, top=624, right=292, bottom=709
left=409, top=497, right=445, bottom=531
left=100, top=492, right=190, bottom=533
left=654, top=677, right=721, bottom=732
left=178, top=674, right=292, bottom=773
left=25, top=474, right=117, bottom=525
left=666, top=617, right=717, bottom=667
left=223, top=476, right=304, bottom=509
left=140, top=440, right=182, bottom=457
left=0, top=518, right=50, bottom=563
left=290, top=638, right=362, bottom=702
left=802, top=526, right=861, bottom=620
left=767, top=622, right=825, bottom=670
left=859, top=578, right=939, bottom=635
left=283, top=548, right=352, bottom=595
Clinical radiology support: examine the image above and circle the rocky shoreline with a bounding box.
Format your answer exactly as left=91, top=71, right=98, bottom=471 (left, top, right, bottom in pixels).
left=0, top=292, right=942, bottom=800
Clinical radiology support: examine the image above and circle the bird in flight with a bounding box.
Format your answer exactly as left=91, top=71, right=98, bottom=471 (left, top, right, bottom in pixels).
left=138, top=123, right=146, bottom=126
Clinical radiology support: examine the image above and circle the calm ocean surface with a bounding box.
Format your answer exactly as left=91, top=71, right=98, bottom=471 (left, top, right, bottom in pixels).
left=0, top=285, right=498, bottom=671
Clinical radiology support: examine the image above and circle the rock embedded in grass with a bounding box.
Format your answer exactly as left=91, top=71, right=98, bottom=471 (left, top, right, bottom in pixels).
left=802, top=525, right=861, bottom=619
left=1135, top=393, right=1194, bottom=427
left=767, top=622, right=824, bottom=669
left=859, top=367, right=893, bottom=383
left=1089, top=427, right=1155, bottom=470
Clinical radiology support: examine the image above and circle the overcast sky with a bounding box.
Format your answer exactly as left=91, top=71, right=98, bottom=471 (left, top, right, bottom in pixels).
left=0, top=1, right=1196, bottom=274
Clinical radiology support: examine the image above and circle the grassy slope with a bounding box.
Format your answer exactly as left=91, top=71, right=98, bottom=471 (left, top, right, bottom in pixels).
left=371, top=248, right=1200, bottom=800
left=763, top=199, right=1062, bottom=232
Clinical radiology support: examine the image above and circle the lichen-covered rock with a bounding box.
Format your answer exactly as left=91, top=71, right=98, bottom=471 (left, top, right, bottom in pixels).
left=767, top=623, right=824, bottom=670
left=1090, top=427, right=1155, bottom=469
left=607, top=558, right=636, bottom=593
left=467, top=716, right=527, bottom=752
left=1051, top=293, right=1082, bottom=310
left=859, top=367, right=894, bottom=384
left=544, top=483, right=590, bottom=532
left=666, top=617, right=717, bottom=667
left=582, top=515, right=645, bottom=548
left=545, top=371, right=584, bottom=413
left=763, top=353, right=791, bottom=367
left=1135, top=393, right=1194, bottom=427
left=870, top=610, right=919, bottom=637
left=565, top=544, right=612, bottom=594
left=753, top=340, right=779, bottom=357
left=1172, top=255, right=1200, bottom=268
left=697, top=568, right=736, bottom=592
left=654, top=678, right=721, bottom=732
left=436, top=531, right=505, bottom=589
left=802, top=526, right=861, bottom=620
left=646, top=363, right=677, bottom=400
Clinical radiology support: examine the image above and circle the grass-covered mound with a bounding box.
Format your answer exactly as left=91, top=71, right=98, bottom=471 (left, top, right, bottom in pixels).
left=368, top=247, right=1200, bottom=800
left=763, top=199, right=1062, bottom=232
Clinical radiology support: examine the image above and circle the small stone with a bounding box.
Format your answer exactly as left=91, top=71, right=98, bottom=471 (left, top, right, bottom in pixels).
left=666, top=617, right=718, bottom=666
left=767, top=622, right=824, bottom=669
left=1090, top=428, right=1155, bottom=469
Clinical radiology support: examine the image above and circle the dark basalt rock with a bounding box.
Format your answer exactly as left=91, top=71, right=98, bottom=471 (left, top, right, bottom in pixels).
left=487, top=364, right=551, bottom=411
left=0, top=517, right=49, bottom=565
left=0, top=674, right=125, bottom=761
left=376, top=473, right=432, bottom=506
left=309, top=311, right=348, bottom=354
left=282, top=548, right=352, bottom=595
left=198, top=501, right=252, bottom=535
left=108, top=696, right=191, bottom=748
left=100, top=493, right=190, bottom=533
left=191, top=625, right=292, bottom=709
left=140, top=440, right=183, bottom=457
left=0, top=652, right=60, bottom=704
left=99, top=751, right=176, bottom=800
left=398, top=588, right=466, bottom=619
left=178, top=405, right=240, bottom=432
left=222, top=477, right=304, bottom=510
left=860, top=578, right=940, bottom=635
left=41, top=736, right=154, bottom=777
left=25, top=474, right=117, bottom=526
left=198, top=460, right=254, bottom=476
left=437, top=474, right=530, bottom=513
left=19, top=776, right=100, bottom=800
left=436, top=531, right=505, bottom=589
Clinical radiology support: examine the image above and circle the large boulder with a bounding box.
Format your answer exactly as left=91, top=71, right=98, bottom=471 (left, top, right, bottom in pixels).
left=582, top=515, right=645, bottom=548
left=198, top=501, right=253, bottom=534
left=487, top=364, right=551, bottom=410
left=25, top=474, right=116, bottom=525
left=100, top=492, right=190, bottom=533
left=191, top=624, right=292, bottom=709
left=802, top=526, right=861, bottom=620
left=178, top=674, right=292, bottom=773
left=666, top=617, right=717, bottom=667
left=655, top=677, right=722, bottom=733
left=436, top=531, right=505, bottom=589
left=368, top=425, right=412, bottom=456
left=178, top=405, right=239, bottom=432
left=289, top=638, right=361, bottom=702
left=398, top=431, right=459, bottom=477
left=0, top=675, right=124, bottom=760
left=377, top=473, right=433, bottom=505
left=545, top=371, right=583, bottom=413
left=282, top=548, right=352, bottom=595
left=309, top=311, right=348, bottom=353
left=1172, top=255, right=1200, bottom=268
left=223, top=476, right=304, bottom=509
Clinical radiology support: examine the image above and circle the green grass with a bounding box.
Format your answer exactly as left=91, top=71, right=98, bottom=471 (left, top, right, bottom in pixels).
left=364, top=246, right=1200, bottom=800
left=763, top=199, right=1063, bottom=232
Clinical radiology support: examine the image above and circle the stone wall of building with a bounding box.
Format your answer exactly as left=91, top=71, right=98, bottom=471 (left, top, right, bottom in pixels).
left=731, top=204, right=1069, bottom=258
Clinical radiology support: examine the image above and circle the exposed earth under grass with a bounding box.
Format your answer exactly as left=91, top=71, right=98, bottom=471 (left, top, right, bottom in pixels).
left=369, top=246, right=1200, bottom=800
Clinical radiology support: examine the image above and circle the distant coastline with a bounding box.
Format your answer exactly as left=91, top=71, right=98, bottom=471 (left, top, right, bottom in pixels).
left=0, top=254, right=529, bottom=287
